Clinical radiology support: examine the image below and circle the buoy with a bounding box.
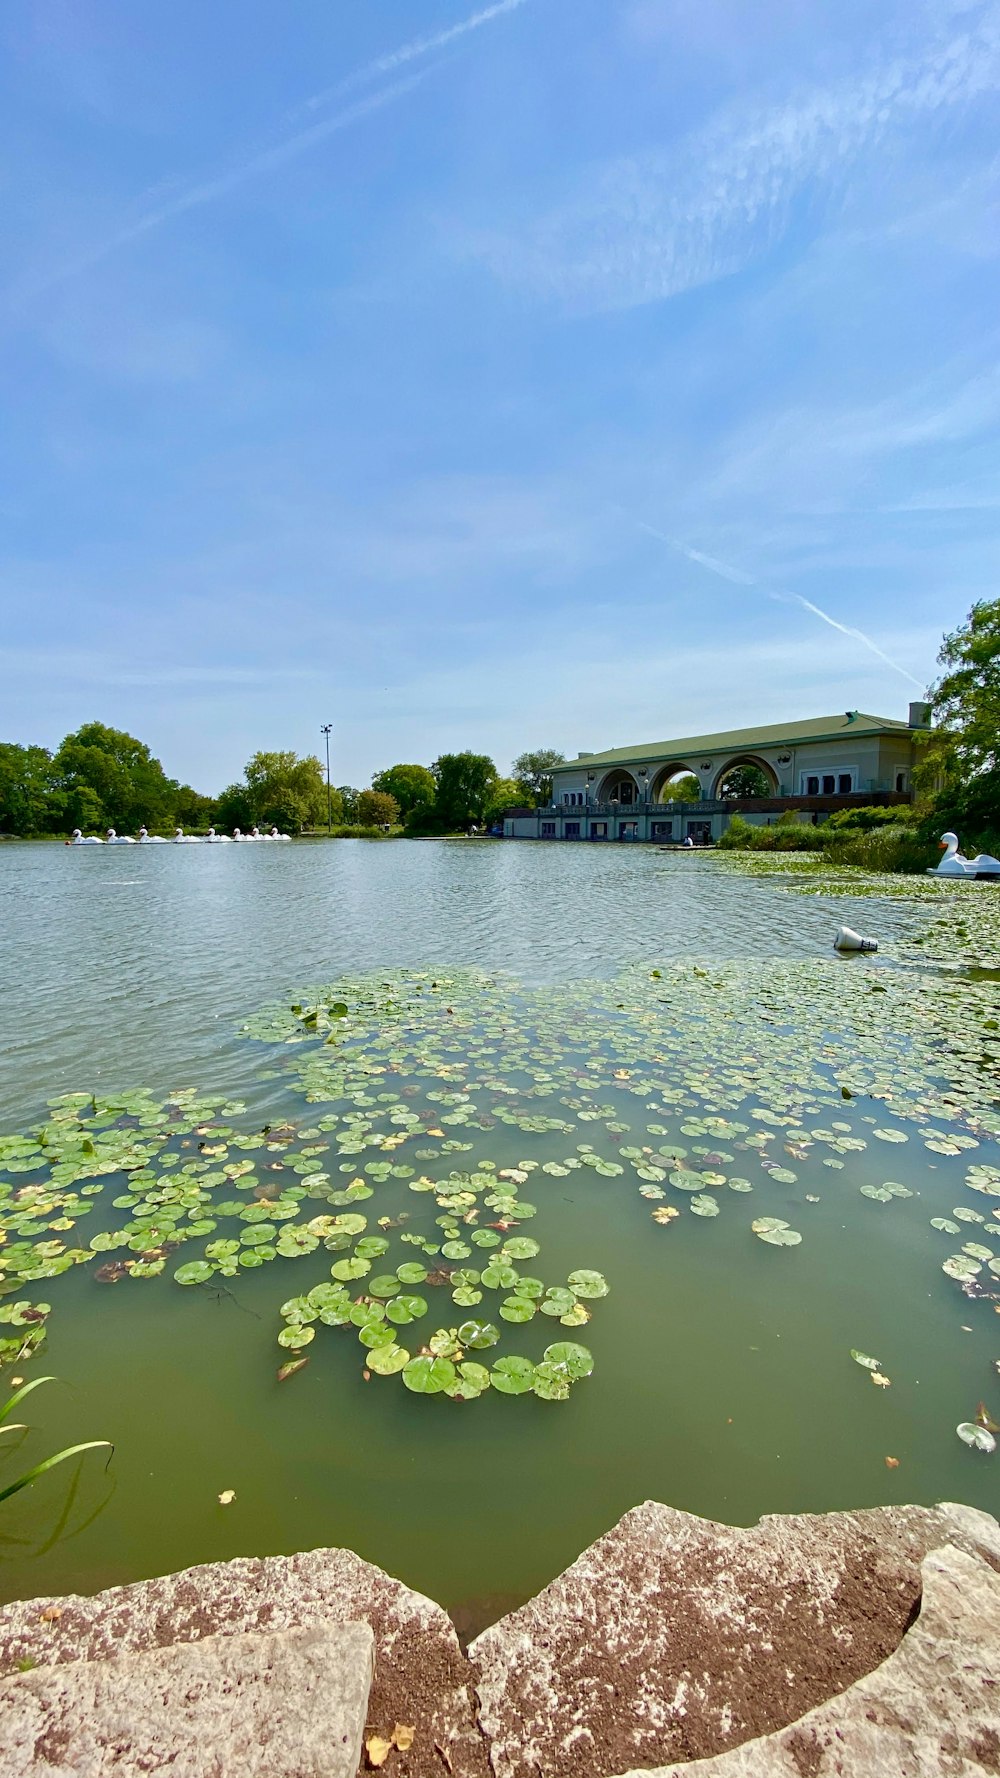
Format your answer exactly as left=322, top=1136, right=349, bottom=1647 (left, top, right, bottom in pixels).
left=834, top=926, right=877, bottom=953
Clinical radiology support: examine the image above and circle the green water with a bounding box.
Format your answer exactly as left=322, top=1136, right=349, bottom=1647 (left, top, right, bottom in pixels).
left=1, top=841, right=997, bottom=1623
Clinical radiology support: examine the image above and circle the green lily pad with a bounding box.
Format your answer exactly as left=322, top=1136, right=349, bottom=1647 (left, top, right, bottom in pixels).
left=277, top=1324, right=315, bottom=1349
left=446, top=1360, right=491, bottom=1399
left=690, top=1194, right=720, bottom=1217
left=956, top=1421, right=996, bottom=1452
left=331, top=1257, right=371, bottom=1281
left=386, top=1294, right=427, bottom=1325
left=367, top=1274, right=401, bottom=1298
left=566, top=1270, right=608, bottom=1298
left=457, top=1319, right=500, bottom=1349
left=490, top=1356, right=537, bottom=1395
left=402, top=1355, right=456, bottom=1393
left=543, top=1341, right=594, bottom=1378
left=532, top=1362, right=571, bottom=1401
left=174, top=1260, right=214, bottom=1284
left=499, top=1295, right=536, bottom=1323
left=367, top=1343, right=410, bottom=1375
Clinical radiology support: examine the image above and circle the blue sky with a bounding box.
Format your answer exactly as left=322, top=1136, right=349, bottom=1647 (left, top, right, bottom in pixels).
left=3, top=0, right=998, bottom=792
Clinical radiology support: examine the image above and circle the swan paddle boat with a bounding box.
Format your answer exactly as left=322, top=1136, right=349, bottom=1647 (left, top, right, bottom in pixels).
left=929, top=832, right=1000, bottom=880
left=173, top=827, right=202, bottom=844
left=105, top=829, right=135, bottom=844
left=269, top=826, right=292, bottom=841
left=137, top=827, right=168, bottom=843
left=68, top=829, right=103, bottom=844
left=205, top=827, right=232, bottom=842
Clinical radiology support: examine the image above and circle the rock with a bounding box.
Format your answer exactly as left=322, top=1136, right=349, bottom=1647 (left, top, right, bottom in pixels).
left=0, top=1622, right=372, bottom=1777
left=469, top=1500, right=1000, bottom=1778
left=611, top=1543, right=1000, bottom=1777
left=0, top=1548, right=487, bottom=1778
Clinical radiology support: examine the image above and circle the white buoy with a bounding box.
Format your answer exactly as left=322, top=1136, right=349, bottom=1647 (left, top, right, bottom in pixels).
left=834, top=925, right=878, bottom=953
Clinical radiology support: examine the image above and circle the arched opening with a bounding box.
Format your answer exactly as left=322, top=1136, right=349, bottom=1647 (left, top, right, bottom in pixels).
left=650, top=764, right=702, bottom=804
left=596, top=770, right=640, bottom=806
left=713, top=756, right=779, bottom=799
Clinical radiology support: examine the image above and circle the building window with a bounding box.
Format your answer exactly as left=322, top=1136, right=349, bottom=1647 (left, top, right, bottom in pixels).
left=805, top=775, right=820, bottom=795
left=822, top=774, right=835, bottom=794
left=895, top=772, right=907, bottom=793
left=563, top=792, right=584, bottom=806
left=838, top=774, right=853, bottom=794
left=651, top=821, right=673, bottom=839
left=541, top=821, right=556, bottom=837
left=590, top=822, right=607, bottom=838
left=565, top=822, right=580, bottom=838
left=618, top=821, right=638, bottom=839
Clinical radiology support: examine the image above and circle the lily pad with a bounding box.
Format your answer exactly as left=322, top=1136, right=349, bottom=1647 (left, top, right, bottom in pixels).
left=566, top=1270, right=608, bottom=1299
left=956, top=1422, right=996, bottom=1452
left=402, top=1355, right=456, bottom=1394
left=490, top=1355, right=537, bottom=1395
left=174, top=1260, right=214, bottom=1285
left=543, top=1341, right=594, bottom=1378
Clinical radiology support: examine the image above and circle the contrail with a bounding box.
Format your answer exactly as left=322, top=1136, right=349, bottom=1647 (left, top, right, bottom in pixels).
left=632, top=515, right=924, bottom=688
left=299, top=0, right=535, bottom=112
left=16, top=0, right=537, bottom=299
left=19, top=76, right=427, bottom=298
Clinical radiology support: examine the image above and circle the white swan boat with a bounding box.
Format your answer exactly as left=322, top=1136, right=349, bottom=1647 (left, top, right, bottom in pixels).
left=105, top=829, right=135, bottom=844
left=68, top=829, right=103, bottom=844
left=929, top=832, right=1000, bottom=880
left=137, top=827, right=168, bottom=843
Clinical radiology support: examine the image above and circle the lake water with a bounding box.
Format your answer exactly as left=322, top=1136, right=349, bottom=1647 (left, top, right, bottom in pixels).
left=1, top=839, right=998, bottom=1624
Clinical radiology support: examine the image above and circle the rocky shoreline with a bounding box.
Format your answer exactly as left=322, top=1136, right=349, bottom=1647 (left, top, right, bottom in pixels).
left=1, top=1499, right=997, bottom=1776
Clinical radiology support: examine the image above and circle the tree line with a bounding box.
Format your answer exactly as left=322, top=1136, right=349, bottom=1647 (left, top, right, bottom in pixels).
left=4, top=600, right=999, bottom=840
left=0, top=731, right=570, bottom=837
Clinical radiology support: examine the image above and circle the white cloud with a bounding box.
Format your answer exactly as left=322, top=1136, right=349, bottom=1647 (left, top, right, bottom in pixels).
left=462, top=4, right=1000, bottom=310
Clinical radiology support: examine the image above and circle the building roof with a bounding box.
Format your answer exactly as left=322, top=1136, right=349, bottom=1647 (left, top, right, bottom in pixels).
left=553, top=712, right=912, bottom=773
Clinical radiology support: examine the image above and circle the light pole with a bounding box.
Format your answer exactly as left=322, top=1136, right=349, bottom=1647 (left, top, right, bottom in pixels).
left=321, top=724, right=333, bottom=835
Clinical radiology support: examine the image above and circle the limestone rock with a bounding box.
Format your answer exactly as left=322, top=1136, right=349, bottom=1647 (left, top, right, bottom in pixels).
left=0, top=1622, right=372, bottom=1777
left=0, top=1547, right=487, bottom=1778
left=470, top=1499, right=1000, bottom=1778
left=612, top=1543, right=1000, bottom=1777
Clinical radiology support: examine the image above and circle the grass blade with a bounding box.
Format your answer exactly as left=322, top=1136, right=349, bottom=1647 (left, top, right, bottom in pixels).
left=0, top=1378, right=57, bottom=1426
left=0, top=1442, right=113, bottom=1504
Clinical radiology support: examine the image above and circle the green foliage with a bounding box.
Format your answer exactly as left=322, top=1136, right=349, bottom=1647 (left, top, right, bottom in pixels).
left=356, top=789, right=400, bottom=828
left=0, top=743, right=60, bottom=835
left=0, top=1378, right=111, bottom=1505
left=428, top=753, right=498, bottom=831
left=512, top=749, right=566, bottom=806
left=823, top=805, right=912, bottom=832
left=718, top=764, right=771, bottom=798
left=718, top=813, right=824, bottom=852
left=337, top=786, right=361, bottom=823
left=914, top=597, right=1000, bottom=853
left=659, top=773, right=701, bottom=802
left=52, top=723, right=186, bottom=832
left=823, top=827, right=936, bottom=873
left=483, top=778, right=523, bottom=826
left=371, top=764, right=436, bottom=819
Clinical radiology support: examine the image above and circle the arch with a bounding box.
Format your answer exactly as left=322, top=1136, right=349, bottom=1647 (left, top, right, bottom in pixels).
left=712, top=754, right=779, bottom=799
left=596, top=769, right=640, bottom=806
left=650, top=762, right=702, bottom=803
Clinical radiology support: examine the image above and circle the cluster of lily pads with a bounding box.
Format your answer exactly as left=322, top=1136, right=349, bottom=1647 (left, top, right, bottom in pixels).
left=2, top=927, right=999, bottom=1439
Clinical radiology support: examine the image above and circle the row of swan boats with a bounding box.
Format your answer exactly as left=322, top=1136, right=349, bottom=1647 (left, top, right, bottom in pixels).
left=68, top=827, right=291, bottom=845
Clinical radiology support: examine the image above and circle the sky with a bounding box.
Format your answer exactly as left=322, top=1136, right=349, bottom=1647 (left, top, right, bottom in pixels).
left=2, top=0, right=999, bottom=793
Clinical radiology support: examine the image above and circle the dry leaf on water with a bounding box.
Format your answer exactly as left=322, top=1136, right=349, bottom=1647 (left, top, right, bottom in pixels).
left=884, top=1456, right=900, bottom=1469
left=870, top=1372, right=891, bottom=1388
left=217, top=1489, right=236, bottom=1505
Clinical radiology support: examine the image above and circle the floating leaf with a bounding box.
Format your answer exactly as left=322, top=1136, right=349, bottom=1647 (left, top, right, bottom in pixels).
left=543, top=1341, right=593, bottom=1378
left=367, top=1343, right=410, bottom=1376
left=490, top=1356, right=537, bottom=1395
left=402, top=1356, right=456, bottom=1393
left=566, top=1270, right=608, bottom=1299
left=850, top=1350, right=881, bottom=1371
left=173, top=1261, right=214, bottom=1285
left=956, top=1422, right=996, bottom=1452
left=690, top=1194, right=720, bottom=1217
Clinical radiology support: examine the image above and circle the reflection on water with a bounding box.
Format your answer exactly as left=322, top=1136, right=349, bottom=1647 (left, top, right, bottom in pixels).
left=0, top=841, right=916, bottom=1127
left=0, top=841, right=996, bottom=1616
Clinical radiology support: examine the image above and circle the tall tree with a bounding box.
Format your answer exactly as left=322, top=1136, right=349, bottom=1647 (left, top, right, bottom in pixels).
left=371, top=763, right=436, bottom=819
left=243, top=751, right=328, bottom=830
left=432, top=753, right=498, bottom=829
left=718, top=765, right=771, bottom=799
left=483, top=777, right=523, bottom=826
left=659, top=773, right=702, bottom=802
left=356, top=789, right=400, bottom=828
left=0, top=743, right=59, bottom=835
left=917, top=598, right=1000, bottom=836
left=512, top=748, right=566, bottom=806
left=52, top=722, right=178, bottom=830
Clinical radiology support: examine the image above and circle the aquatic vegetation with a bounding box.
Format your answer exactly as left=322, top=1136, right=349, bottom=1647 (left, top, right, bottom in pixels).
left=0, top=1377, right=111, bottom=1504
left=3, top=909, right=1000, bottom=1435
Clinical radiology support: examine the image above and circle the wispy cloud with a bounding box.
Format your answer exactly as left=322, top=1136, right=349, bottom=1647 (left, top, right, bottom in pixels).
left=465, top=4, right=1000, bottom=310
left=630, top=516, right=925, bottom=687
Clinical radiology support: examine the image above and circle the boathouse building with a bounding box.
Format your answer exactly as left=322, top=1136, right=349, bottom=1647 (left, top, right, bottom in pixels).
left=503, top=706, right=931, bottom=844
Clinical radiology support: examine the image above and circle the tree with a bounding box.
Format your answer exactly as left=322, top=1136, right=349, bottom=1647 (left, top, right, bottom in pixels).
left=242, top=751, right=328, bottom=830
left=371, top=763, right=436, bottom=819
left=483, top=778, right=523, bottom=827
left=916, top=599, right=1000, bottom=842
left=718, top=765, right=771, bottom=799
left=512, top=748, right=566, bottom=806
left=0, top=743, right=59, bottom=835
left=356, top=789, right=399, bottom=828
left=338, top=786, right=361, bottom=824
left=659, top=773, right=702, bottom=802
left=51, top=722, right=178, bottom=831
left=432, top=753, right=498, bottom=829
